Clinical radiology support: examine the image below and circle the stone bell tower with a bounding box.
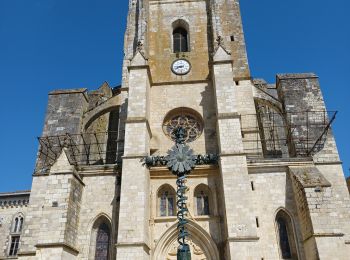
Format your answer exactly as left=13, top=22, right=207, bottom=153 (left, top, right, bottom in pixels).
left=117, top=0, right=260, bottom=259
left=117, top=0, right=350, bottom=259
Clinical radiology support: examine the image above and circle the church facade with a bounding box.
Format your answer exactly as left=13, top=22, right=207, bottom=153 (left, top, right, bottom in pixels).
left=1, top=0, right=350, bottom=259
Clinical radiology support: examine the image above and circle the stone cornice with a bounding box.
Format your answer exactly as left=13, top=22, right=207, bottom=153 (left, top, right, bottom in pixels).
left=151, top=79, right=209, bottom=87
left=122, top=154, right=148, bottom=160
left=16, top=250, right=36, bottom=257
left=0, top=190, right=30, bottom=197
left=227, top=236, right=260, bottom=242
left=303, top=233, right=344, bottom=243
left=76, top=164, right=119, bottom=176
left=220, top=152, right=246, bottom=157
left=217, top=112, right=241, bottom=120
left=35, top=242, right=79, bottom=255
left=49, top=88, right=89, bottom=102
left=212, top=59, right=233, bottom=65
left=116, top=242, right=150, bottom=254
left=150, top=165, right=219, bottom=179
left=0, top=193, right=30, bottom=208
left=247, top=158, right=314, bottom=173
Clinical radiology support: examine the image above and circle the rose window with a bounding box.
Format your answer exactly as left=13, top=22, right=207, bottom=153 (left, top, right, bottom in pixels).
left=163, top=108, right=203, bottom=143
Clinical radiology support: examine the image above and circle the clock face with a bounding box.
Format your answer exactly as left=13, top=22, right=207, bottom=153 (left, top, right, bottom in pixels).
left=171, top=59, right=191, bottom=75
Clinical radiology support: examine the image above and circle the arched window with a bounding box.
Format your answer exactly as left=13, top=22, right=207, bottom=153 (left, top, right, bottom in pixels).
left=12, top=216, right=23, bottom=233
left=194, top=185, right=210, bottom=216
left=8, top=214, right=24, bottom=256
left=89, top=216, right=112, bottom=260
left=158, top=185, right=176, bottom=217
left=13, top=218, right=18, bottom=232
left=173, top=27, right=189, bottom=53
left=95, top=223, right=110, bottom=260
left=276, top=210, right=299, bottom=259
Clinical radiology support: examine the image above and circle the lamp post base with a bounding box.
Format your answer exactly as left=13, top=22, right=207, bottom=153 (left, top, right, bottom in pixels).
left=177, top=244, right=191, bottom=260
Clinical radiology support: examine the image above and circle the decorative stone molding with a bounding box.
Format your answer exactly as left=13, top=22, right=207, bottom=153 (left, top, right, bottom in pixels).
left=0, top=191, right=30, bottom=209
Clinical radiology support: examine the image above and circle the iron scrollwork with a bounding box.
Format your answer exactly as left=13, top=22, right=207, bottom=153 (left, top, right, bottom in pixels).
left=141, top=127, right=219, bottom=260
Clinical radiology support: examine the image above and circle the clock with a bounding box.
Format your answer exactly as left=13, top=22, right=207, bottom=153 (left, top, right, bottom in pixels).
left=171, top=59, right=191, bottom=75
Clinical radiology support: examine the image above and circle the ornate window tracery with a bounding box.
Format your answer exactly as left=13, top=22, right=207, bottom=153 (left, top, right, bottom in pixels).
left=163, top=108, right=203, bottom=143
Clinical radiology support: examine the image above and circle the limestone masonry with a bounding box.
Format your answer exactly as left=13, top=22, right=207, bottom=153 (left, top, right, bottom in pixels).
left=1, top=0, right=350, bottom=259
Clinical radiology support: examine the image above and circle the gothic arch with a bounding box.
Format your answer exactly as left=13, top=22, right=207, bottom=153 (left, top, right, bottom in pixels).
left=88, top=213, right=113, bottom=260
left=153, top=220, right=219, bottom=260
left=274, top=208, right=301, bottom=260
left=254, top=98, right=291, bottom=158
left=254, top=97, right=283, bottom=114
left=156, top=184, right=177, bottom=195
left=83, top=94, right=122, bottom=131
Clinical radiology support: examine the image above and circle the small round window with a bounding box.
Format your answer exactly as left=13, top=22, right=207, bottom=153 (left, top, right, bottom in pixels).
left=162, top=108, right=203, bottom=143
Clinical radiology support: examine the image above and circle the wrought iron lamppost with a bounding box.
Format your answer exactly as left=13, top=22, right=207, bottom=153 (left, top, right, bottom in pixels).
left=142, top=127, right=219, bottom=260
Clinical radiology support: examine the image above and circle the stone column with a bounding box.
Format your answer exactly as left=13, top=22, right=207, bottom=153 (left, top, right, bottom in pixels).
left=116, top=51, right=151, bottom=260
left=212, top=46, right=258, bottom=259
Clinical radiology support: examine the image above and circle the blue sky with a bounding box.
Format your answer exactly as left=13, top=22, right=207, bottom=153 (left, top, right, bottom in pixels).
left=0, top=0, right=349, bottom=192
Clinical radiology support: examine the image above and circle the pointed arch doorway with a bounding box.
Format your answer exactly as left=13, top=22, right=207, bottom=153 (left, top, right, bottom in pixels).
left=153, top=220, right=219, bottom=260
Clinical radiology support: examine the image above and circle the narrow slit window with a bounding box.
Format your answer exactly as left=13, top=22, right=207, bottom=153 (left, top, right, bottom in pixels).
left=277, top=216, right=292, bottom=259
left=251, top=181, right=255, bottom=191
left=13, top=218, right=19, bottom=233
left=173, top=27, right=189, bottom=53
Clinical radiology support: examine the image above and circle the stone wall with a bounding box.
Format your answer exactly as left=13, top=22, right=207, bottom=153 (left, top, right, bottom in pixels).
left=76, top=168, right=119, bottom=260
left=248, top=167, right=305, bottom=259
left=149, top=82, right=218, bottom=155
left=42, top=89, right=88, bottom=137
left=0, top=192, right=29, bottom=259
left=212, top=0, right=250, bottom=79
left=148, top=0, right=210, bottom=83
left=277, top=74, right=329, bottom=157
